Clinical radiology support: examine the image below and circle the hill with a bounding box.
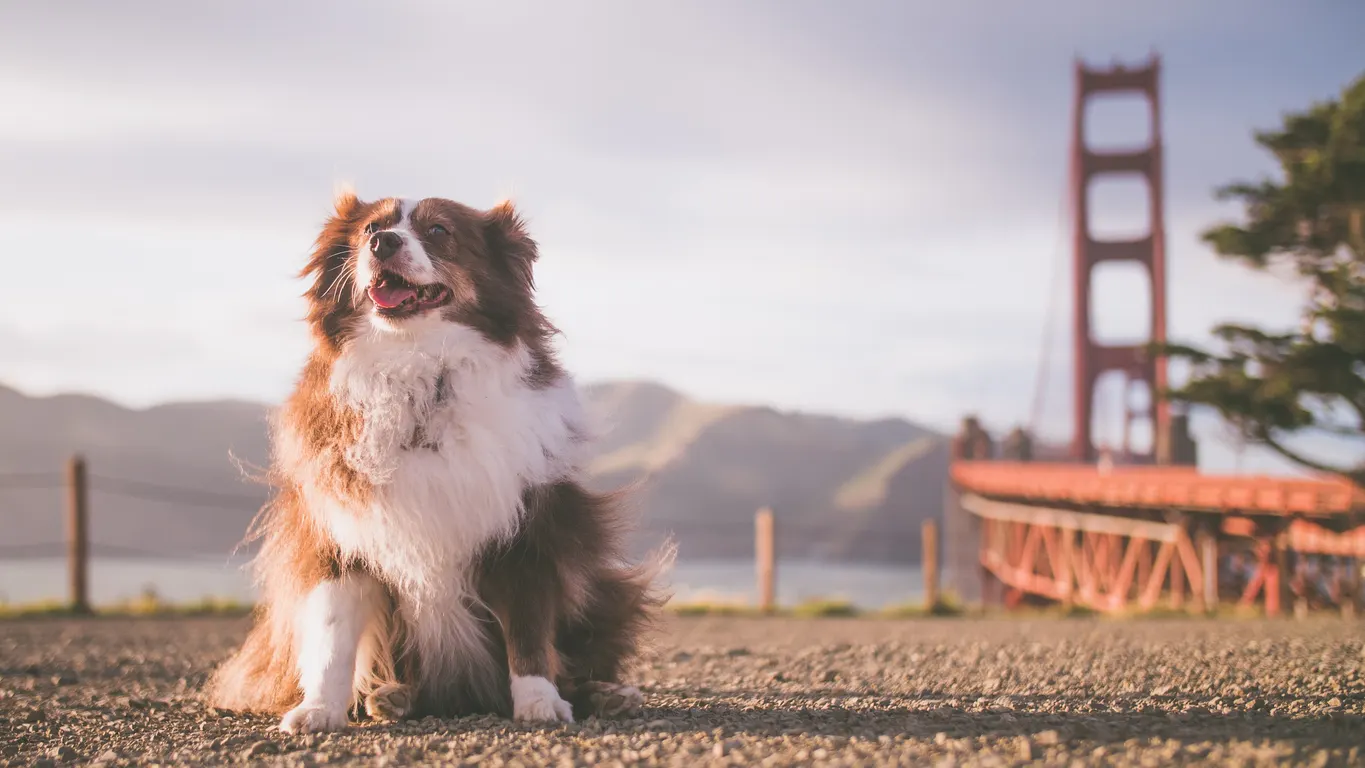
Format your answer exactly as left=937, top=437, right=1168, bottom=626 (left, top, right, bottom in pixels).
left=0, top=380, right=949, bottom=564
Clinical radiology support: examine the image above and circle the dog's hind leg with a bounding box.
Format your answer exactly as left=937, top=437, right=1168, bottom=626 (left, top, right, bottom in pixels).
left=565, top=680, right=644, bottom=719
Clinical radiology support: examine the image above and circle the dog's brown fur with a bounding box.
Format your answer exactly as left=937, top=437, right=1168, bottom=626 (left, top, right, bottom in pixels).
left=205, top=190, right=670, bottom=722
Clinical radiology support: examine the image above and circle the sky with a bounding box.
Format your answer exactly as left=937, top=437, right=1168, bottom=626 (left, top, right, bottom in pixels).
left=2, top=0, right=1362, bottom=475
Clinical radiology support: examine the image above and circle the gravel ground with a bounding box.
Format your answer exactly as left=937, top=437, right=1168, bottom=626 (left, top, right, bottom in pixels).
left=2, top=615, right=1364, bottom=767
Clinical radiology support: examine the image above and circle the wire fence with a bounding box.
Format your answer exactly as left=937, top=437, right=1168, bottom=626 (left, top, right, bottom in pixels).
left=0, top=461, right=940, bottom=612
left=0, top=469, right=931, bottom=537
left=0, top=470, right=264, bottom=504
left=0, top=468, right=268, bottom=559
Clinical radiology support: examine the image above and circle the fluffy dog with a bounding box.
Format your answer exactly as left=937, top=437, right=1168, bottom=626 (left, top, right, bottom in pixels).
left=206, top=189, right=669, bottom=733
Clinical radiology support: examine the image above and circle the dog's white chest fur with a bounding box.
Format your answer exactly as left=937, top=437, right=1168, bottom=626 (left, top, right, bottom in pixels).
left=299, top=323, right=588, bottom=682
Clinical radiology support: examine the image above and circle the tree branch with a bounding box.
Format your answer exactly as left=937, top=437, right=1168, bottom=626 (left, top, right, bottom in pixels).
left=1260, top=431, right=1360, bottom=483
left=1161, top=72, right=1365, bottom=488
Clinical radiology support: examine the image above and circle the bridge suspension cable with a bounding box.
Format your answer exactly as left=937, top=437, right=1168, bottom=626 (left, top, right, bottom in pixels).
left=1026, top=137, right=1076, bottom=441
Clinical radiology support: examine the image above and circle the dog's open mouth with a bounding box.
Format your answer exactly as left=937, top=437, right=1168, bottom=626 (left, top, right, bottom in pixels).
left=367, top=272, right=452, bottom=318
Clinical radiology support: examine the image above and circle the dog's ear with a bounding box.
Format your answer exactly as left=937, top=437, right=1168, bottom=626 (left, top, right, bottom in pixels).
left=484, top=200, right=539, bottom=287
left=297, top=186, right=369, bottom=348
left=332, top=181, right=361, bottom=219
left=303, top=185, right=367, bottom=283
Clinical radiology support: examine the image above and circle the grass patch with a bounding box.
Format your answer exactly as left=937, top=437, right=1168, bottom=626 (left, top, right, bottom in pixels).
left=882, top=589, right=968, bottom=618
left=1102, top=602, right=1271, bottom=621
left=973, top=599, right=1283, bottom=621
left=0, top=599, right=73, bottom=619
left=790, top=598, right=860, bottom=618
left=666, top=599, right=764, bottom=617
left=666, top=596, right=867, bottom=618
left=107, top=593, right=252, bottom=617
left=1104, top=605, right=1197, bottom=621
left=1224, top=603, right=1263, bottom=619
left=1048, top=603, right=1100, bottom=619
left=668, top=590, right=980, bottom=619
left=878, top=598, right=967, bottom=619
left=0, top=590, right=252, bottom=620
left=976, top=603, right=1101, bottom=620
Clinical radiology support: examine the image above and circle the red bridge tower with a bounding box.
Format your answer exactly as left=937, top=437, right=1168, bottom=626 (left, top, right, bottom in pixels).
left=1070, top=55, right=1172, bottom=464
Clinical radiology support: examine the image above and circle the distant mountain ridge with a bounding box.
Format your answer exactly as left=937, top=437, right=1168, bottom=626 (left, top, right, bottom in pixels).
left=0, top=380, right=950, bottom=564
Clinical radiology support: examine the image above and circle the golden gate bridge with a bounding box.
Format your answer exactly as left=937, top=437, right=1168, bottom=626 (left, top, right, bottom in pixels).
left=945, top=54, right=1365, bottom=618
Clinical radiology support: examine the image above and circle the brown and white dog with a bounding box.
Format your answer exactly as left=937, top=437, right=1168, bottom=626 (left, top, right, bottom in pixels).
left=206, top=189, right=670, bottom=733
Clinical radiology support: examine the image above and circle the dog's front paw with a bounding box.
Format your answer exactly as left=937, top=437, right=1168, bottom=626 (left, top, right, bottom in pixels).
left=280, top=702, right=349, bottom=734
left=510, top=675, right=573, bottom=723
left=365, top=683, right=413, bottom=721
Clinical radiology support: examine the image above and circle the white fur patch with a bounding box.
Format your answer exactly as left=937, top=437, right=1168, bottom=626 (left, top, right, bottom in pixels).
left=388, top=197, right=437, bottom=279
left=356, top=197, right=440, bottom=334
left=510, top=675, right=573, bottom=723
left=280, top=572, right=388, bottom=733
left=289, top=321, right=590, bottom=707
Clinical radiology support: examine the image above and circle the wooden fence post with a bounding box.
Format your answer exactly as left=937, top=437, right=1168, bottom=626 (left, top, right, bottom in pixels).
left=922, top=519, right=939, bottom=611
left=66, top=455, right=90, bottom=614
left=1170, top=547, right=1186, bottom=611
left=1200, top=530, right=1218, bottom=615
left=755, top=507, right=775, bottom=614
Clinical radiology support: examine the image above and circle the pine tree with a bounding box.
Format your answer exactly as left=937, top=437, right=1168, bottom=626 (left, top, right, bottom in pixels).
left=1157, top=72, right=1365, bottom=485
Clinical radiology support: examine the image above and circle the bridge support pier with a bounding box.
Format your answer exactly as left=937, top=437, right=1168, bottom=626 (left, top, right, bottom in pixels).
left=1234, top=521, right=1293, bottom=617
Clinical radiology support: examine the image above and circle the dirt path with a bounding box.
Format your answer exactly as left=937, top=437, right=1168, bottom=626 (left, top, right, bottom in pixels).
left=2, top=616, right=1363, bottom=766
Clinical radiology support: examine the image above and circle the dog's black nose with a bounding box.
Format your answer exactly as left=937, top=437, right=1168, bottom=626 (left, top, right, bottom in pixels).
left=370, top=231, right=403, bottom=261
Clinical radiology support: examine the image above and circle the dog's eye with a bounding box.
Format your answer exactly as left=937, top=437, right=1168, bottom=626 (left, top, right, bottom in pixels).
left=428, top=224, right=449, bottom=237
left=364, top=221, right=379, bottom=235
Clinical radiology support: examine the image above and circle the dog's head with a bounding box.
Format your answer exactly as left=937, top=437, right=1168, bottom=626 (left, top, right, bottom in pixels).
left=301, top=189, right=543, bottom=350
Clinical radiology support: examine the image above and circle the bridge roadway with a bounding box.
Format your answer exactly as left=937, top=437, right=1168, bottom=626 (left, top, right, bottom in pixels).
left=950, top=461, right=1365, bottom=617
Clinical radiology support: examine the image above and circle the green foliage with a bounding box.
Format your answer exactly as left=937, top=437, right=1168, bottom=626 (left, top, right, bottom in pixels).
left=790, top=598, right=859, bottom=618
left=666, top=600, right=762, bottom=617
left=0, top=599, right=72, bottom=619
left=0, top=592, right=251, bottom=619
left=879, top=590, right=967, bottom=618
left=108, top=591, right=250, bottom=617
left=666, top=591, right=969, bottom=619
left=1154, top=72, right=1365, bottom=485
left=977, top=602, right=1100, bottom=620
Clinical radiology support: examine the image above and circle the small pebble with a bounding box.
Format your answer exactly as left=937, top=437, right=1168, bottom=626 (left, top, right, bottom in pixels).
left=1034, top=729, right=1061, bottom=745
left=243, top=740, right=279, bottom=759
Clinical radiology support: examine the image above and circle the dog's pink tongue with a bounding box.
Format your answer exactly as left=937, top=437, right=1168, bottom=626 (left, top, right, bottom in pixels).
left=368, top=283, right=416, bottom=309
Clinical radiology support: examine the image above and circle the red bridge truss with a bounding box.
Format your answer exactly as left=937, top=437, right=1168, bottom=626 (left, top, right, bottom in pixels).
left=949, top=462, right=1365, bottom=617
